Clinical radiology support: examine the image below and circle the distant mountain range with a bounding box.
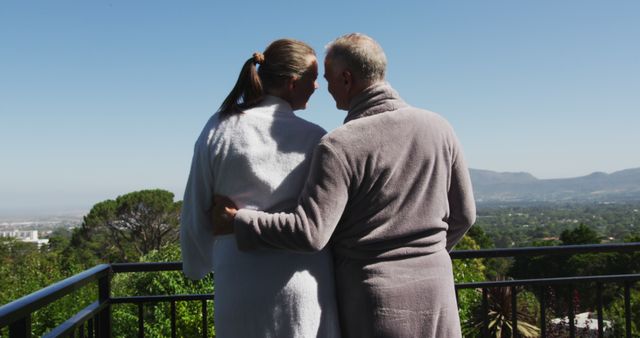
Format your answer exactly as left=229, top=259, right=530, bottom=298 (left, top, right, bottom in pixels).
left=470, top=168, right=640, bottom=203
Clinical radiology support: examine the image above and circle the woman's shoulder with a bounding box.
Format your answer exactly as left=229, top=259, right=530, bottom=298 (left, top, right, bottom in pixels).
left=289, top=116, right=327, bottom=137
left=192, top=112, right=243, bottom=151
left=196, top=112, right=224, bottom=142
left=276, top=116, right=327, bottom=149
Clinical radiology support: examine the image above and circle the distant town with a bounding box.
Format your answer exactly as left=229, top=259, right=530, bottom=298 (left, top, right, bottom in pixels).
left=0, top=216, right=82, bottom=230
left=0, top=215, right=82, bottom=245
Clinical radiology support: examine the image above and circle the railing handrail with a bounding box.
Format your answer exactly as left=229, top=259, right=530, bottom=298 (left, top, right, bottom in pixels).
left=42, top=301, right=108, bottom=338
left=456, top=272, right=640, bottom=289
left=111, top=261, right=182, bottom=273
left=450, top=242, right=640, bottom=259
left=110, top=243, right=640, bottom=271
left=0, top=263, right=111, bottom=327
left=110, top=294, right=214, bottom=304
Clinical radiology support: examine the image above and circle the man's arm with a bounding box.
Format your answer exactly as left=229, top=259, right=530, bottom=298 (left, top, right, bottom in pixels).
left=232, top=142, right=350, bottom=252
left=445, top=142, right=476, bottom=251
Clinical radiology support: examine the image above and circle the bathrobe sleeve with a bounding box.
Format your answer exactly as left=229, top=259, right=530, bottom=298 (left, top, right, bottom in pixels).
left=445, top=138, right=476, bottom=251
left=180, top=138, right=216, bottom=280
left=233, top=142, right=350, bottom=252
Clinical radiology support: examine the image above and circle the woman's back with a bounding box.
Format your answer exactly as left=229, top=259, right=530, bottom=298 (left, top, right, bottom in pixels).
left=181, top=96, right=340, bottom=338
left=208, top=96, right=324, bottom=212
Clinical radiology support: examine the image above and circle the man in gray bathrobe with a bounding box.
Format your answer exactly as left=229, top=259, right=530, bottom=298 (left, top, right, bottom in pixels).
left=213, top=33, right=476, bottom=338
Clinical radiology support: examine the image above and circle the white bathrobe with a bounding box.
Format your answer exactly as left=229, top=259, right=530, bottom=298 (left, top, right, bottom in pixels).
left=180, top=96, right=340, bottom=338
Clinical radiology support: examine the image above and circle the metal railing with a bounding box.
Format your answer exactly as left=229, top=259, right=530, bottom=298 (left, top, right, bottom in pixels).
left=0, top=263, right=213, bottom=338
left=0, top=264, right=112, bottom=337
left=452, top=243, right=640, bottom=338
left=1, top=242, right=639, bottom=338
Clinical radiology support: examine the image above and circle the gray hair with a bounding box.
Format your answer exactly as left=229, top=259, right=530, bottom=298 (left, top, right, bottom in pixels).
left=325, top=33, right=387, bottom=83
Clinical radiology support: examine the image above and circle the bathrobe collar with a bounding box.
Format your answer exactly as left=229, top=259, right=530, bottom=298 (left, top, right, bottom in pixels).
left=344, top=82, right=408, bottom=123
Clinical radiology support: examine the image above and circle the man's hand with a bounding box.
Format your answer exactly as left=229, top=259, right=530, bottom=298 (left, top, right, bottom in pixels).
left=211, top=195, right=238, bottom=236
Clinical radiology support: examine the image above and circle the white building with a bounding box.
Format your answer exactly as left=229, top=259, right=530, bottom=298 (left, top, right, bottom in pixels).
left=551, top=312, right=613, bottom=337
left=0, top=230, right=49, bottom=247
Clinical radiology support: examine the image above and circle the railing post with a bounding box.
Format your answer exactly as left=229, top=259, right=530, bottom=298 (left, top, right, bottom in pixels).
left=596, top=283, right=603, bottom=338
left=201, top=299, right=208, bottom=338
left=568, top=286, right=575, bottom=338
left=9, top=316, right=31, bottom=338
left=138, top=303, right=144, bottom=338
left=539, top=286, right=546, bottom=338
left=482, top=288, right=489, bottom=338
left=97, top=269, right=112, bottom=338
left=511, top=286, right=518, bottom=338
left=170, top=301, right=177, bottom=338
left=624, top=281, right=632, bottom=338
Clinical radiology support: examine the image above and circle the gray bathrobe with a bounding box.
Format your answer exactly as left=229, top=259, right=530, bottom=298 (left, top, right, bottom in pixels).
left=233, top=83, right=476, bottom=338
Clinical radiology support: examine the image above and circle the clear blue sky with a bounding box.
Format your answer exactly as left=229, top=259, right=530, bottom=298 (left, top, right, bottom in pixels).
left=1, top=1, right=639, bottom=216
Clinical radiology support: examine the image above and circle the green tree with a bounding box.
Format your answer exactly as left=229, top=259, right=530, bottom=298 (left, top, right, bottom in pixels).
left=511, top=224, right=604, bottom=280
left=466, top=226, right=494, bottom=249
left=69, top=189, right=182, bottom=263
left=47, top=227, right=72, bottom=252
left=560, top=223, right=602, bottom=245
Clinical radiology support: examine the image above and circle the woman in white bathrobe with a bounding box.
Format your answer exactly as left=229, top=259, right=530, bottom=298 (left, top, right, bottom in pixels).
left=180, top=39, right=340, bottom=337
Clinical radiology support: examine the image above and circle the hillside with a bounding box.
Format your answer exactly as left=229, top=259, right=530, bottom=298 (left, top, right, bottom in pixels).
left=470, top=167, right=640, bottom=203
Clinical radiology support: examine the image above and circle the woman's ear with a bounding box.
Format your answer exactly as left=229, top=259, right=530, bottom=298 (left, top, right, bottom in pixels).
left=275, top=77, right=297, bottom=106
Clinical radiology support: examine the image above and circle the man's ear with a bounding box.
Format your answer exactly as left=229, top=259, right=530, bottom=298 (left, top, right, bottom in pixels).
left=342, top=70, right=353, bottom=91
left=342, top=70, right=352, bottom=85
left=287, top=77, right=297, bottom=91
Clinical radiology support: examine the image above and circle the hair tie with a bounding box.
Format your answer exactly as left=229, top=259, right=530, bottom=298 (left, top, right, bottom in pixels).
left=252, top=52, right=265, bottom=65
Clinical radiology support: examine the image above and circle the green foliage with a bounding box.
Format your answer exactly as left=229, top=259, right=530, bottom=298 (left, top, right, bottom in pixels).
left=606, top=286, right=640, bottom=337
left=46, top=227, right=72, bottom=251
left=466, top=226, right=495, bottom=249
left=0, top=237, right=94, bottom=336
left=462, top=287, right=540, bottom=338
left=464, top=225, right=513, bottom=281
left=1, top=189, right=190, bottom=336
left=454, top=236, right=486, bottom=327
left=560, top=223, right=602, bottom=245
left=475, top=202, right=640, bottom=248
left=454, top=236, right=486, bottom=283
left=111, top=243, right=214, bottom=338
left=69, top=189, right=182, bottom=263
left=510, top=224, right=607, bottom=318
left=1, top=237, right=41, bottom=305
left=507, top=224, right=640, bottom=336
left=510, top=224, right=605, bottom=281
